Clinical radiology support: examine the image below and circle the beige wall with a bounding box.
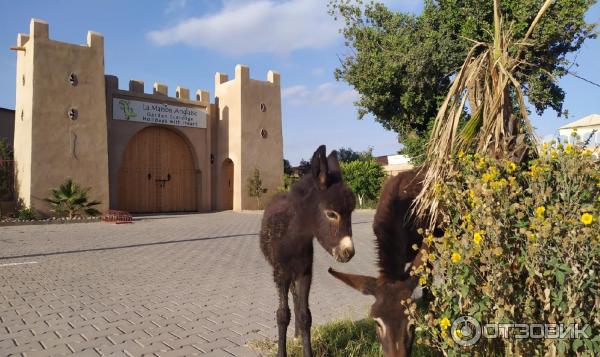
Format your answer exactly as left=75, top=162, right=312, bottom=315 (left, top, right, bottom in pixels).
left=214, top=65, right=283, bottom=210
left=14, top=19, right=110, bottom=215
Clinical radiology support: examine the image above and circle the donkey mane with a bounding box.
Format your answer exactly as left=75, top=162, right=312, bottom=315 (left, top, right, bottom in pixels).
left=372, top=167, right=426, bottom=282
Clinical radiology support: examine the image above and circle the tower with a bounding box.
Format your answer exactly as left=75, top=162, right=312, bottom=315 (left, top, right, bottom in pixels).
left=214, top=65, right=283, bottom=210
left=13, top=19, right=109, bottom=215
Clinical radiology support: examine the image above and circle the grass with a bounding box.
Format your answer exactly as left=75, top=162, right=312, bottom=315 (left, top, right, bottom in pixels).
left=249, top=318, right=440, bottom=357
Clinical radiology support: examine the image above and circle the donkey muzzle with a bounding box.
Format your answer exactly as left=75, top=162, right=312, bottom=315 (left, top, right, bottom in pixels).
left=333, top=236, right=355, bottom=263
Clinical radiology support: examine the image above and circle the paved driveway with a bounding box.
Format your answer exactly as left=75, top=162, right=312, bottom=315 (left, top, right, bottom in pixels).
left=0, top=211, right=378, bottom=356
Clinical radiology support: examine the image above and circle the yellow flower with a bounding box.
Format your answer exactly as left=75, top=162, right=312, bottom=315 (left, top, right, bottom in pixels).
left=477, top=158, right=486, bottom=169
left=482, top=173, right=493, bottom=183
left=419, top=275, right=427, bottom=286
left=464, top=213, right=471, bottom=222
left=439, top=317, right=451, bottom=330
left=426, top=234, right=434, bottom=245
left=550, top=150, right=558, bottom=159
left=583, top=149, right=592, bottom=157
left=528, top=233, right=537, bottom=240
left=457, top=150, right=464, bottom=159
left=542, top=142, right=549, bottom=150
left=453, top=329, right=463, bottom=339
left=535, top=206, right=546, bottom=218
left=565, top=144, right=574, bottom=154
left=473, top=231, right=483, bottom=245
left=581, top=213, right=593, bottom=225
left=506, top=161, right=517, bottom=173
left=451, top=252, right=461, bottom=263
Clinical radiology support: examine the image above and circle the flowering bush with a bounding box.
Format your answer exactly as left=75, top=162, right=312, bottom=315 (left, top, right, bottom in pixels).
left=409, top=143, right=599, bottom=356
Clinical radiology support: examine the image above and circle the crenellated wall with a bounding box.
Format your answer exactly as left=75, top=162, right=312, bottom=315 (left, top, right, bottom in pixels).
left=214, top=65, right=283, bottom=210
left=13, top=19, right=109, bottom=216
left=104, top=75, right=212, bottom=212
left=12, top=18, right=283, bottom=214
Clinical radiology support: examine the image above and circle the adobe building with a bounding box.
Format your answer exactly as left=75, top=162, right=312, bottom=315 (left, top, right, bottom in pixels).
left=11, top=19, right=283, bottom=215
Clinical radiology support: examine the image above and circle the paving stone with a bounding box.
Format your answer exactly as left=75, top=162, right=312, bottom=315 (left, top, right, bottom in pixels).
left=0, top=211, right=377, bottom=355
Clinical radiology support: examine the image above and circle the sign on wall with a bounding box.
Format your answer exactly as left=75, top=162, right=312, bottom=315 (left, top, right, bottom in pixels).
left=112, top=98, right=207, bottom=128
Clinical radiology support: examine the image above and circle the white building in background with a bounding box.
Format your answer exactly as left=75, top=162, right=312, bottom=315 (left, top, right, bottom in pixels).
left=558, top=114, right=600, bottom=146
left=376, top=154, right=413, bottom=176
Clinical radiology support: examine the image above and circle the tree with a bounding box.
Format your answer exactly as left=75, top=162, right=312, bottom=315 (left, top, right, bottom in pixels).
left=247, top=168, right=267, bottom=209
left=44, top=179, right=101, bottom=218
left=283, top=159, right=293, bottom=175
left=338, top=146, right=374, bottom=162
left=297, top=159, right=312, bottom=176
left=329, top=0, right=596, bottom=162
left=340, top=159, right=386, bottom=207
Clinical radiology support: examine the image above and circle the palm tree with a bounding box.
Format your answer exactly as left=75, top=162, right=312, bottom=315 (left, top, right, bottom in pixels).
left=44, top=179, right=101, bottom=218
left=413, top=0, right=554, bottom=224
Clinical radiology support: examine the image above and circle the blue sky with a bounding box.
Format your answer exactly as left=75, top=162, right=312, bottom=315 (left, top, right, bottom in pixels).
left=0, top=0, right=598, bottom=164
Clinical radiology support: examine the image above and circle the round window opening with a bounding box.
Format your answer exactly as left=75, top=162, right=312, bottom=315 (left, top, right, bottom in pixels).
left=68, top=108, right=78, bottom=120
left=260, top=103, right=267, bottom=112
left=260, top=129, right=268, bottom=139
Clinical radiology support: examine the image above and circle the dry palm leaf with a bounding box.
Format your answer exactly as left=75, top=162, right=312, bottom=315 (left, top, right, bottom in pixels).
left=413, top=0, right=553, bottom=226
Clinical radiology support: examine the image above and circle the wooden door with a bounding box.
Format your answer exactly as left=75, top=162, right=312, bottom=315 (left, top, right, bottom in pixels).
left=118, top=126, right=197, bottom=213
left=157, top=128, right=197, bottom=212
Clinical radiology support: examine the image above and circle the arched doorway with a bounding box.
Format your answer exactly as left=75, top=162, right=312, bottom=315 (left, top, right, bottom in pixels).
left=118, top=126, right=197, bottom=213
left=221, top=158, right=234, bottom=210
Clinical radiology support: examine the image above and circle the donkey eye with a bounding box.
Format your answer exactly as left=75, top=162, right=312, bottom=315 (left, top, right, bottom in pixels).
left=325, top=210, right=339, bottom=220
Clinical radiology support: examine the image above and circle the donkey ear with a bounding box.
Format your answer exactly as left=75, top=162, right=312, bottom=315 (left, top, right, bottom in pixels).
left=328, top=268, right=377, bottom=296
left=311, top=145, right=328, bottom=189
left=326, top=150, right=341, bottom=178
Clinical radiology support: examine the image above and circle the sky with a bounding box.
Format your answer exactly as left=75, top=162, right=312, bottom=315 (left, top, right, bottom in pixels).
left=0, top=0, right=598, bottom=165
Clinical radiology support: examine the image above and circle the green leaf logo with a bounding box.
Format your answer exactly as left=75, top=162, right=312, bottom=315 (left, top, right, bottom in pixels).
left=119, top=100, right=136, bottom=120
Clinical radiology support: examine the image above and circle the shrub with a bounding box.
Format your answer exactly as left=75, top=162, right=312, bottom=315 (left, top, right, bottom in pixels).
left=247, top=168, right=267, bottom=209
left=17, top=206, right=37, bottom=221
left=44, top=179, right=101, bottom=218
left=409, top=143, right=599, bottom=356
left=340, top=159, right=386, bottom=208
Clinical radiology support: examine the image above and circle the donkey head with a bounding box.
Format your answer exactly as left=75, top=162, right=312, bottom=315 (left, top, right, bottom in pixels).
left=309, top=145, right=356, bottom=263
left=328, top=253, right=425, bottom=356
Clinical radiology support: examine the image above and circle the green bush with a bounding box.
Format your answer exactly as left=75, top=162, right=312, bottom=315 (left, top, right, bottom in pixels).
left=17, top=206, right=37, bottom=221
left=340, top=159, right=386, bottom=208
left=44, top=179, right=101, bottom=218
left=409, top=143, right=599, bottom=355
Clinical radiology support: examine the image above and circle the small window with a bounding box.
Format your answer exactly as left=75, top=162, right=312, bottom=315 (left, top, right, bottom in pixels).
left=22, top=75, right=25, bottom=86
left=68, top=108, right=78, bottom=120
left=69, top=73, right=78, bottom=86
left=260, top=128, right=268, bottom=139
left=260, top=103, right=267, bottom=112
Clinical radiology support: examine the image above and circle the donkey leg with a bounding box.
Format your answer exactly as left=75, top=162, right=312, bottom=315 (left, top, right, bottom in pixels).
left=295, top=274, right=313, bottom=357
left=291, top=281, right=301, bottom=339
left=276, top=279, right=291, bottom=357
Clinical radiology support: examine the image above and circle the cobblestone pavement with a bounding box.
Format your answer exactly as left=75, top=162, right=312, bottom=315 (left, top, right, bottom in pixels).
left=0, top=211, right=379, bottom=356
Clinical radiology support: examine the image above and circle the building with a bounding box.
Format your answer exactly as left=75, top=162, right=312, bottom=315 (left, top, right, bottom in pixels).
left=558, top=114, right=600, bottom=146
left=375, top=154, right=413, bottom=176
left=10, top=19, right=283, bottom=216
left=0, top=108, right=15, bottom=145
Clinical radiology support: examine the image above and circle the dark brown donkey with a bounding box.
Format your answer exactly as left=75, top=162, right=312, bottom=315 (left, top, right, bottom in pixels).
left=260, top=145, right=357, bottom=357
left=329, top=167, right=440, bottom=357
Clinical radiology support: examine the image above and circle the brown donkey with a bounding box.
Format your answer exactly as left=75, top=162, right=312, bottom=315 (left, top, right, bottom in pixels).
left=329, top=167, right=441, bottom=357
left=260, top=145, right=357, bottom=357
